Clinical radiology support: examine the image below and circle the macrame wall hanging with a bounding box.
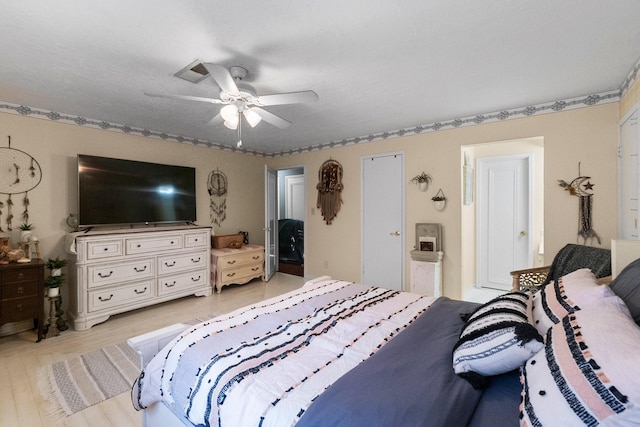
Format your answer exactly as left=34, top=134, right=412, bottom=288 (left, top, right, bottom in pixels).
left=0, top=136, right=42, bottom=232
left=316, top=159, right=344, bottom=225
left=558, top=163, right=599, bottom=244
left=208, top=168, right=228, bottom=226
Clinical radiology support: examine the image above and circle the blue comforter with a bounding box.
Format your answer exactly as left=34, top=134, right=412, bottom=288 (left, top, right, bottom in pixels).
left=298, top=297, right=521, bottom=427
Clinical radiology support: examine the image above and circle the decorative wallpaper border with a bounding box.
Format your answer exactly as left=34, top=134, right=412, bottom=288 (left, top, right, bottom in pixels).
left=0, top=86, right=626, bottom=158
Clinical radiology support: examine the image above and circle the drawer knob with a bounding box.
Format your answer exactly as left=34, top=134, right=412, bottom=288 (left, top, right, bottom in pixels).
left=190, top=257, right=201, bottom=263
left=134, top=266, right=147, bottom=273
left=165, top=281, right=176, bottom=288
left=134, top=287, right=147, bottom=295
left=227, top=272, right=236, bottom=277
left=227, top=260, right=237, bottom=265
left=17, top=286, right=24, bottom=294
left=16, top=304, right=23, bottom=312
left=251, top=267, right=259, bottom=272
left=104, top=247, right=109, bottom=251
left=191, top=275, right=201, bottom=282
left=98, top=294, right=114, bottom=302
left=98, top=271, right=114, bottom=278
left=164, top=261, right=176, bottom=267
left=252, top=256, right=260, bottom=260
left=17, top=273, right=24, bottom=280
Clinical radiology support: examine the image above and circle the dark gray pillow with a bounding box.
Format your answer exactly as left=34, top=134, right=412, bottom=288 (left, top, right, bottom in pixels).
left=609, top=258, right=640, bottom=325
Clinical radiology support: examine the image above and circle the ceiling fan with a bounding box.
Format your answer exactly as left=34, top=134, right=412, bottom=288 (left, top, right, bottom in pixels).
left=145, top=63, right=318, bottom=131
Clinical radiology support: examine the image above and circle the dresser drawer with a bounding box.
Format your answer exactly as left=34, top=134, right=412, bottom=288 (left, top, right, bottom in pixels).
left=219, top=264, right=263, bottom=285
left=88, top=281, right=154, bottom=312
left=218, top=250, right=264, bottom=269
left=1, top=267, right=40, bottom=284
left=158, top=269, right=208, bottom=296
left=87, top=258, right=155, bottom=288
left=126, top=234, right=183, bottom=255
left=158, top=250, right=208, bottom=275
left=86, top=239, right=124, bottom=260
left=1, top=297, right=39, bottom=321
left=184, top=231, right=210, bottom=248
left=1, top=282, right=38, bottom=299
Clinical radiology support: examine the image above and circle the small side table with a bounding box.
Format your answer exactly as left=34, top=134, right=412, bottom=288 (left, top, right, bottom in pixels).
left=45, top=295, right=61, bottom=338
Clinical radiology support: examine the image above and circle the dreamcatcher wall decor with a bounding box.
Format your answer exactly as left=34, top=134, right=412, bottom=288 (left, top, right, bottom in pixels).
left=316, top=159, right=344, bottom=225
left=0, top=136, right=42, bottom=232
left=208, top=168, right=227, bottom=226
left=558, top=163, right=600, bottom=245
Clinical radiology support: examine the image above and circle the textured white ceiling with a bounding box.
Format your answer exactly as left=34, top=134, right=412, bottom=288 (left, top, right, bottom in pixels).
left=1, top=1, right=640, bottom=155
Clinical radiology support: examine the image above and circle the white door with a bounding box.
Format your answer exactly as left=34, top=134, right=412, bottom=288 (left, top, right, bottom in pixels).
left=284, top=174, right=305, bottom=220
left=362, top=153, right=405, bottom=290
left=264, top=165, right=277, bottom=280
left=477, top=155, right=531, bottom=291
left=619, top=108, right=639, bottom=239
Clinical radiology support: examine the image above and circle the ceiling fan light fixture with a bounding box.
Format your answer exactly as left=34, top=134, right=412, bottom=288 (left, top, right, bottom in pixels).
left=220, top=104, right=239, bottom=122
left=223, top=119, right=238, bottom=130
left=243, top=108, right=262, bottom=127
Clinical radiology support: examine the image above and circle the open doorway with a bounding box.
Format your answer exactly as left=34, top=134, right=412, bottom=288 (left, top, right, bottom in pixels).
left=461, top=137, right=544, bottom=301
left=276, top=167, right=306, bottom=277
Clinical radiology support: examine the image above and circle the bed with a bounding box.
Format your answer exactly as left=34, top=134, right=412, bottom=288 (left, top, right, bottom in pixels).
left=130, top=245, right=640, bottom=427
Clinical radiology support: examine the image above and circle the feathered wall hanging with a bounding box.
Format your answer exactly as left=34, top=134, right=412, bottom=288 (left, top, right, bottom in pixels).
left=0, top=136, right=42, bottom=231
left=558, top=163, right=599, bottom=244
left=316, top=159, right=344, bottom=225
left=208, top=168, right=228, bottom=227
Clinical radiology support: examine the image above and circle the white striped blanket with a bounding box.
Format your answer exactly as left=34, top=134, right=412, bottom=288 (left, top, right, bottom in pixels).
left=132, top=278, right=435, bottom=427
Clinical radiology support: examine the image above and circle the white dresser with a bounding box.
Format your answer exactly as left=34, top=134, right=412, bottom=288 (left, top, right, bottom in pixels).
left=68, top=225, right=211, bottom=330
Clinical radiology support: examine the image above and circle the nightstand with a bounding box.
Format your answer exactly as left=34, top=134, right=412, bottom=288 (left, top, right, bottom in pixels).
left=211, top=245, right=265, bottom=293
left=0, top=259, right=44, bottom=342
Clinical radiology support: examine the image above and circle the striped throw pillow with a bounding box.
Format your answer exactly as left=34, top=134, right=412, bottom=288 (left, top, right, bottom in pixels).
left=453, top=292, right=543, bottom=388
left=531, top=268, right=615, bottom=337
left=521, top=300, right=640, bottom=426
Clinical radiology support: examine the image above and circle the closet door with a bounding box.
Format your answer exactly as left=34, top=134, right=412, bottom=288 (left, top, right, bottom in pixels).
left=619, top=106, right=639, bottom=239
left=361, top=153, right=405, bottom=291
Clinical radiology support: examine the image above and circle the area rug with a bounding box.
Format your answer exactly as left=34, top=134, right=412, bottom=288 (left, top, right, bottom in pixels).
left=42, top=341, right=141, bottom=416
left=41, top=314, right=219, bottom=417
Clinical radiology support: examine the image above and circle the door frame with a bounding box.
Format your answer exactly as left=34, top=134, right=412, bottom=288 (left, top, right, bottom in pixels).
left=265, top=164, right=307, bottom=278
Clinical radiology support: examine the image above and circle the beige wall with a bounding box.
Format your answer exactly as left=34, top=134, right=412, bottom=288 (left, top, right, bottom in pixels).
left=621, top=76, right=640, bottom=118
left=0, top=112, right=268, bottom=261
left=269, top=103, right=619, bottom=299
left=0, top=101, right=621, bottom=305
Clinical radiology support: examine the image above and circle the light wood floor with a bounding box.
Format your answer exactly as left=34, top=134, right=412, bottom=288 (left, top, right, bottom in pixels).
left=0, top=273, right=306, bottom=427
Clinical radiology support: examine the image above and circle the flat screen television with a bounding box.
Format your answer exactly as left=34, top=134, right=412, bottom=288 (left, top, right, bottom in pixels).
left=77, top=154, right=197, bottom=227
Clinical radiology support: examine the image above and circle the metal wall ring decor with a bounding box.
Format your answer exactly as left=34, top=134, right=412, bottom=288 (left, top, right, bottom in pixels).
left=558, top=162, right=599, bottom=245
left=316, top=159, right=344, bottom=225
left=208, top=168, right=227, bottom=226
left=0, top=136, right=42, bottom=231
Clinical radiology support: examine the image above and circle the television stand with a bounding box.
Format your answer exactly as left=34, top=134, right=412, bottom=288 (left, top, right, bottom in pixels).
left=67, top=225, right=212, bottom=330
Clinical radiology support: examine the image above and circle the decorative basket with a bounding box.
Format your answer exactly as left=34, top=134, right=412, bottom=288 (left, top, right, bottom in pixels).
left=211, top=234, right=244, bottom=249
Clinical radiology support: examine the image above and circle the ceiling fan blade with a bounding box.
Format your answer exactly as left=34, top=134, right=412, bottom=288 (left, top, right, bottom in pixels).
left=202, top=63, right=240, bottom=96
left=144, top=92, right=224, bottom=104
left=207, top=113, right=224, bottom=126
left=256, top=90, right=318, bottom=106
left=251, top=107, right=291, bottom=129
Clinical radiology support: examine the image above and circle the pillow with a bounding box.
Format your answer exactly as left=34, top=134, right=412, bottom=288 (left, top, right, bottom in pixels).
left=452, top=292, right=543, bottom=388
left=610, top=258, right=640, bottom=326
left=531, top=268, right=615, bottom=336
left=520, top=300, right=640, bottom=426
